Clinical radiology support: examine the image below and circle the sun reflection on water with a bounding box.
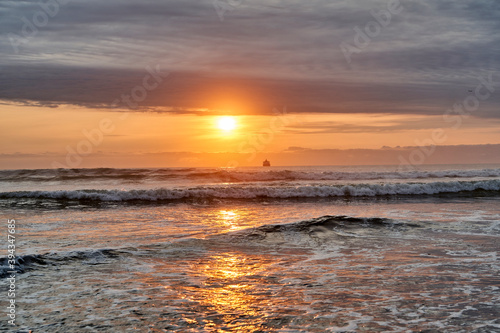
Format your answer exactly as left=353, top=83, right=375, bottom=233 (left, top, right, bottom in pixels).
left=185, top=252, right=271, bottom=332
left=214, top=209, right=244, bottom=231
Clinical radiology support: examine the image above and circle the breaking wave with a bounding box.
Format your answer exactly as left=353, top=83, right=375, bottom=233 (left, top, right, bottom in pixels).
left=1, top=167, right=500, bottom=183
left=1, top=179, right=499, bottom=202
left=223, top=215, right=422, bottom=243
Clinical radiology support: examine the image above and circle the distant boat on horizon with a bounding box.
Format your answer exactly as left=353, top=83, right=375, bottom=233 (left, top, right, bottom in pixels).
left=263, top=159, right=271, bottom=167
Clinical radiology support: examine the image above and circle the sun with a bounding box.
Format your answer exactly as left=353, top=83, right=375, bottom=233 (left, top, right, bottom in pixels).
left=217, top=116, right=237, bottom=132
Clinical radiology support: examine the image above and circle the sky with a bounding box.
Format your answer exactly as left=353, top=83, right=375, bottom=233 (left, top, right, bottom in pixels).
left=1, top=0, right=500, bottom=168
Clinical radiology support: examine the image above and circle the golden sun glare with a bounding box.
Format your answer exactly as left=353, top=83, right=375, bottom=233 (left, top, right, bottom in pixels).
left=217, top=116, right=237, bottom=132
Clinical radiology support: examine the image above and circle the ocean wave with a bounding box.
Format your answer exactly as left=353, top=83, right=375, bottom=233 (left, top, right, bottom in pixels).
left=1, top=179, right=499, bottom=202
left=0, top=215, right=416, bottom=278
left=224, top=215, right=421, bottom=242
left=1, top=167, right=499, bottom=183
left=0, top=168, right=192, bottom=182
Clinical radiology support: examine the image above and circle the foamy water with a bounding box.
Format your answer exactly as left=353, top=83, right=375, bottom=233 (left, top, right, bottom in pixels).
left=1, top=165, right=499, bottom=332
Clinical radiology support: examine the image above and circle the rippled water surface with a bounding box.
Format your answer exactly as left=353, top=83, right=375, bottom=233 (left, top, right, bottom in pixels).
left=1, top=165, right=500, bottom=332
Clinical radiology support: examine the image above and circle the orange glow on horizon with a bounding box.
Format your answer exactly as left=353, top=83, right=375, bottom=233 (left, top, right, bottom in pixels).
left=2, top=102, right=500, bottom=168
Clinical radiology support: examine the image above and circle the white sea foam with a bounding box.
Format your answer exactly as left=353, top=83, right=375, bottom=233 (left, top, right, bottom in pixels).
left=1, top=179, right=499, bottom=201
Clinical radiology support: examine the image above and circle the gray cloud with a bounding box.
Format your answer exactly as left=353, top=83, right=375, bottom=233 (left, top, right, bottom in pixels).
left=1, top=0, right=499, bottom=117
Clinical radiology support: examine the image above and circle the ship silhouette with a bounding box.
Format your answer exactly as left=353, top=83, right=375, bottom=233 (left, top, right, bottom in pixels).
left=263, top=159, right=271, bottom=167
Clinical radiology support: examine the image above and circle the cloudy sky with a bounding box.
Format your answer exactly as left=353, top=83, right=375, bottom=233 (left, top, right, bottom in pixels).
left=1, top=0, right=500, bottom=168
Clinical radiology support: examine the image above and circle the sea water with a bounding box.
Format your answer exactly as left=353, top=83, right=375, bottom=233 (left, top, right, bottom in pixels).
left=1, top=164, right=499, bottom=332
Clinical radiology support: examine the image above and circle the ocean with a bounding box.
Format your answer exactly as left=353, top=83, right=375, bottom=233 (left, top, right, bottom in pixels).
left=1, top=164, right=500, bottom=332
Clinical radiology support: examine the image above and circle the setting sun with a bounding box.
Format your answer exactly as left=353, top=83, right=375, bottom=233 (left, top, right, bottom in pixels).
left=217, top=116, right=237, bottom=132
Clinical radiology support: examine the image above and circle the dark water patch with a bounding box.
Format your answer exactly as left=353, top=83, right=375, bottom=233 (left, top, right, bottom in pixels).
left=0, top=249, right=130, bottom=278
left=247, top=215, right=419, bottom=235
